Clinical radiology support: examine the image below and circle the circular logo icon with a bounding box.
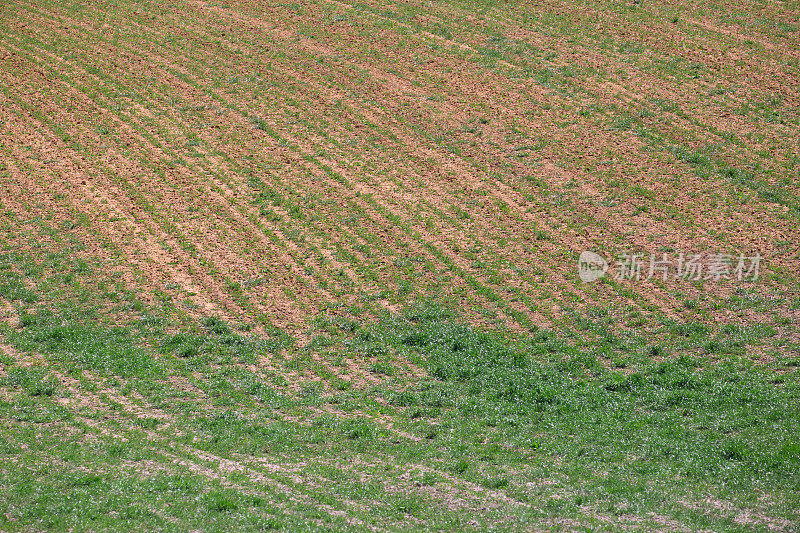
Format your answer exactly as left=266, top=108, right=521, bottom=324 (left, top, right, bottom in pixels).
left=578, top=251, right=608, bottom=283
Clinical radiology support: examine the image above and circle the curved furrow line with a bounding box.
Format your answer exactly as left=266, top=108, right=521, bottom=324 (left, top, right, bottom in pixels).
left=18, top=0, right=792, bottom=276
left=0, top=60, right=252, bottom=319
left=4, top=8, right=406, bottom=312
left=158, top=2, right=676, bottom=324
left=0, top=118, right=195, bottom=318
left=1, top=54, right=396, bottom=326
left=14, top=0, right=692, bottom=328
left=246, top=1, right=796, bottom=305
left=0, top=32, right=332, bottom=325
left=329, top=0, right=799, bottom=108
left=161, top=4, right=648, bottom=326
left=62, top=8, right=529, bottom=322
left=0, top=76, right=281, bottom=323
left=377, top=0, right=800, bottom=201
left=242, top=0, right=792, bottom=237
left=0, top=95, right=249, bottom=319
left=0, top=23, right=323, bottom=300
left=152, top=6, right=655, bottom=261
left=114, top=2, right=588, bottom=322
left=6, top=5, right=584, bottom=332
left=9, top=0, right=592, bottom=324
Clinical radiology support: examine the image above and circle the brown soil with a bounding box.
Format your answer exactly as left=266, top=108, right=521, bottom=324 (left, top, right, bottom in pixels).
left=1, top=0, right=797, bottom=341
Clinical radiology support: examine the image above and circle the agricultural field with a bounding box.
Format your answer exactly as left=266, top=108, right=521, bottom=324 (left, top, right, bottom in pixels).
left=0, top=0, right=799, bottom=530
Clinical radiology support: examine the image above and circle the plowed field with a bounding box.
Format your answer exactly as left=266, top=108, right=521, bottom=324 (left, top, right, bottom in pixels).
left=1, top=0, right=798, bottom=530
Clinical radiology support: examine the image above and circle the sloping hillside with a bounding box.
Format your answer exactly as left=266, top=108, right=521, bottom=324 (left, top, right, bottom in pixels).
left=1, top=0, right=798, bottom=530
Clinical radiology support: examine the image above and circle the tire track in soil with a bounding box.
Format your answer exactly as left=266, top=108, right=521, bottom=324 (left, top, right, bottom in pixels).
left=71, top=420, right=343, bottom=528
left=158, top=2, right=680, bottom=326
left=9, top=0, right=624, bottom=328
left=57, top=383, right=372, bottom=528
left=104, top=7, right=522, bottom=324
left=0, top=87, right=245, bottom=321
left=3, top=9, right=396, bottom=320
left=180, top=0, right=699, bottom=323
left=107, top=383, right=530, bottom=529
left=160, top=0, right=598, bottom=326
left=67, top=381, right=443, bottom=531
left=0, top=31, right=321, bottom=327
left=9, top=1, right=780, bottom=328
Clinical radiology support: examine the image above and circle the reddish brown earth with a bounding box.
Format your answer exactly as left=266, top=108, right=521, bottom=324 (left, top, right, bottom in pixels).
left=1, top=0, right=797, bottom=340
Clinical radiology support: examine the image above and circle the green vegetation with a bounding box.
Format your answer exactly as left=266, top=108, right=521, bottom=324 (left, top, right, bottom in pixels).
left=1, top=0, right=799, bottom=529
left=0, top=244, right=798, bottom=529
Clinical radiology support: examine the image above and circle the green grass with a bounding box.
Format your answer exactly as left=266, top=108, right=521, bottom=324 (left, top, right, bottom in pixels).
left=6, top=366, right=57, bottom=397
left=1, top=281, right=798, bottom=530
left=1, top=0, right=799, bottom=529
